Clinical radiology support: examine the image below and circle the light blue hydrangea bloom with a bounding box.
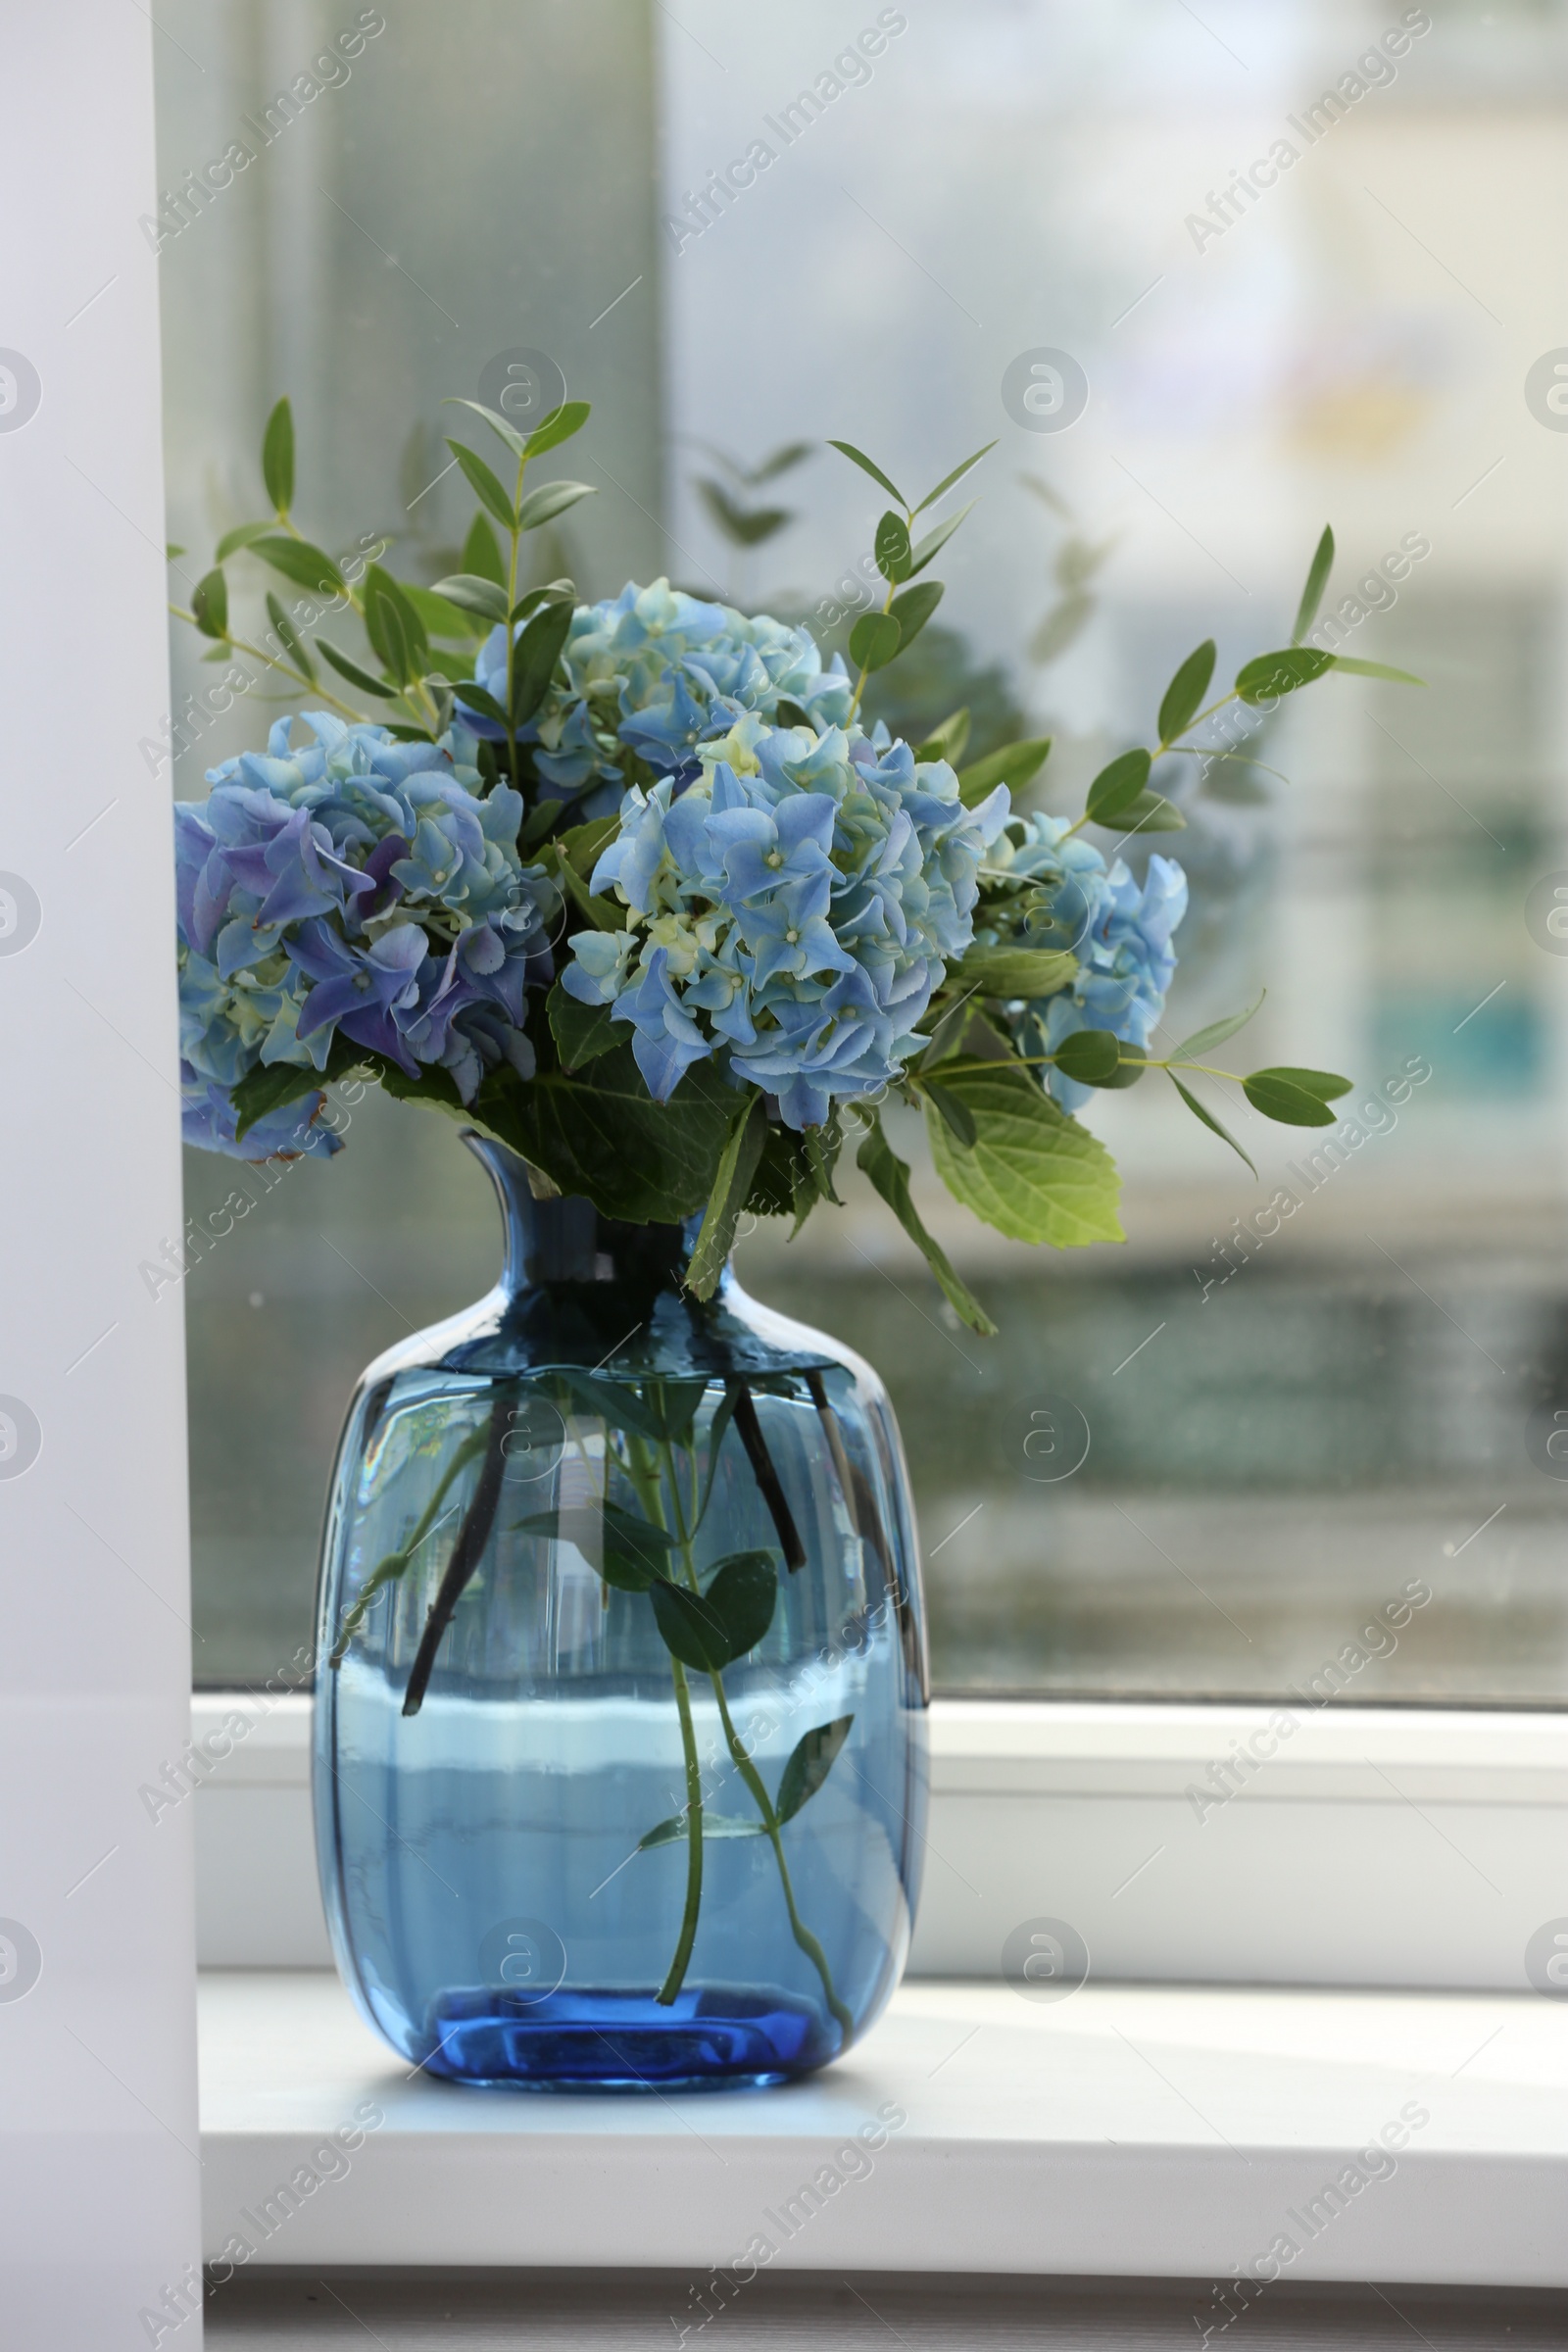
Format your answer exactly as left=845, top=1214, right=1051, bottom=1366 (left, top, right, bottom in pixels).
left=174, top=714, right=555, bottom=1158
left=459, top=579, right=854, bottom=812
left=979, top=811, right=1188, bottom=1113
left=562, top=713, right=1010, bottom=1131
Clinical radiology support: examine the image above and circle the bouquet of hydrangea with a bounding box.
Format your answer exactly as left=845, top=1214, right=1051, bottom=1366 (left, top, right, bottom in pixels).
left=172, top=397, right=1414, bottom=1327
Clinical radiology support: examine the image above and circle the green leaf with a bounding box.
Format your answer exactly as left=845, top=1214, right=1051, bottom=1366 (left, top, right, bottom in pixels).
left=1112, top=789, right=1187, bottom=834
left=447, top=678, right=511, bottom=728
left=473, top=1043, right=736, bottom=1224
left=641, top=1377, right=712, bottom=1449
left=166, top=542, right=186, bottom=560
left=888, top=579, right=943, bottom=651
left=857, top=1114, right=998, bottom=1336
left=922, top=1080, right=977, bottom=1149
left=913, top=707, right=971, bottom=766
left=687, top=1094, right=768, bottom=1302
left=907, top=498, right=978, bottom=577
left=511, top=579, right=576, bottom=626
left=1169, top=1073, right=1256, bottom=1175
left=1086, top=748, right=1152, bottom=825
left=1328, top=657, right=1424, bottom=687
left=1053, top=1027, right=1121, bottom=1086
left=849, top=611, right=902, bottom=672
left=316, top=639, right=397, bottom=699
left=1242, top=1065, right=1352, bottom=1125
left=461, top=512, right=507, bottom=585
left=1169, top=991, right=1265, bottom=1064
left=914, top=440, right=996, bottom=514
left=1291, top=525, right=1335, bottom=646
left=215, top=520, right=274, bottom=563
left=776, top=1715, right=856, bottom=1823
left=511, top=596, right=574, bottom=725
left=261, top=396, right=294, bottom=514
left=447, top=439, right=516, bottom=532
left=925, top=1063, right=1124, bottom=1247
left=551, top=844, right=623, bottom=933
left=230, top=1032, right=364, bottom=1141
left=1156, top=640, right=1216, bottom=746
left=1099, top=1042, right=1147, bottom=1091
left=639, top=1811, right=763, bottom=1850
left=1235, top=646, right=1335, bottom=705
left=266, top=591, right=316, bottom=682
left=827, top=438, right=906, bottom=506
left=650, top=1551, right=779, bottom=1672
left=874, top=509, right=912, bottom=583
left=430, top=572, right=511, bottom=627
left=515, top=479, right=596, bottom=532
left=953, top=944, right=1077, bottom=1000
left=551, top=1370, right=666, bottom=1444
left=191, top=567, right=227, bottom=640
left=401, top=582, right=485, bottom=642
left=956, top=736, right=1052, bottom=809
left=557, top=814, right=620, bottom=882
left=363, top=564, right=429, bottom=688
left=444, top=396, right=532, bottom=465
left=696, top=480, right=793, bottom=547
left=523, top=399, right=591, bottom=459
left=250, top=535, right=346, bottom=597
left=547, top=982, right=620, bottom=1071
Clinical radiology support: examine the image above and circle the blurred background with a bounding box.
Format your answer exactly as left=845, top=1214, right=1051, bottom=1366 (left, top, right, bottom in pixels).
left=157, top=0, right=1568, bottom=1701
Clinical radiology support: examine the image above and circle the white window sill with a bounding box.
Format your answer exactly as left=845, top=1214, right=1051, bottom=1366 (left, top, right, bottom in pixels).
left=190, top=1695, right=1568, bottom=1987
left=199, top=1969, right=1568, bottom=2285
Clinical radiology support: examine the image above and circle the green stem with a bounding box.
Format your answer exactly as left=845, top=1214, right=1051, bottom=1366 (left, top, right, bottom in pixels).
left=658, top=1657, right=705, bottom=2005
left=503, top=447, right=529, bottom=783
left=706, top=1669, right=854, bottom=2042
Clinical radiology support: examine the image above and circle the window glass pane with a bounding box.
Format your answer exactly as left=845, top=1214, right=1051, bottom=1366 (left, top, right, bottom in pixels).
left=163, top=0, right=1568, bottom=1701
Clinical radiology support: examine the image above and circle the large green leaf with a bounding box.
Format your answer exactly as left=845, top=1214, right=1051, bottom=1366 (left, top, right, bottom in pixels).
left=925, top=1062, right=1124, bottom=1247
left=230, top=1033, right=363, bottom=1141
left=261, top=396, right=294, bottom=514
left=650, top=1551, right=778, bottom=1671
left=547, top=983, right=620, bottom=1071
left=473, top=1043, right=735, bottom=1223
left=776, top=1715, right=855, bottom=1823
left=858, top=1115, right=998, bottom=1336
left=1156, top=640, right=1216, bottom=745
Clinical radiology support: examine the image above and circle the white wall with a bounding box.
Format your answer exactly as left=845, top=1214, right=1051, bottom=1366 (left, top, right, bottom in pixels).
left=0, top=5, right=203, bottom=2342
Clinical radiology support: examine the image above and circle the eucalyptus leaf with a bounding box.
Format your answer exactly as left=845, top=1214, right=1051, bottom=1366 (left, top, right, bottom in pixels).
left=447, top=439, right=516, bottom=532
left=1113, top=789, right=1187, bottom=834
left=511, top=596, right=574, bottom=725
left=1328, top=656, right=1424, bottom=687
left=515, top=479, right=596, bottom=532
left=266, top=592, right=316, bottom=682
left=827, top=438, right=906, bottom=506
left=1085, top=747, right=1152, bottom=824
left=446, top=678, right=510, bottom=727
left=1169, top=991, right=1265, bottom=1065
left=639, top=1812, right=763, bottom=1850
left=445, top=396, right=531, bottom=464
left=907, top=498, right=977, bottom=577
left=461, top=512, right=507, bottom=585
left=874, top=510, right=912, bottom=582
left=523, top=399, right=591, bottom=459
left=429, top=573, right=511, bottom=626
left=1169, top=1073, right=1256, bottom=1175
left=1052, top=1027, right=1121, bottom=1086
left=191, top=567, right=227, bottom=640
left=1242, top=1065, right=1351, bottom=1125
left=954, top=943, right=1077, bottom=1000
left=513, top=1499, right=673, bottom=1592
left=316, top=639, right=397, bottom=699
left=888, top=579, right=943, bottom=651
left=913, top=440, right=996, bottom=514
left=401, top=582, right=484, bottom=642
left=215, top=520, right=274, bottom=563
left=250, top=534, right=346, bottom=597
left=1291, top=525, right=1335, bottom=647
left=687, top=1094, right=768, bottom=1302
left=849, top=611, right=902, bottom=672
left=261, top=396, right=294, bottom=514
left=857, top=1114, right=998, bottom=1336
left=925, top=1063, right=1123, bottom=1247
left=913, top=707, right=970, bottom=765
left=1235, top=646, right=1335, bottom=705
left=1156, top=640, right=1216, bottom=745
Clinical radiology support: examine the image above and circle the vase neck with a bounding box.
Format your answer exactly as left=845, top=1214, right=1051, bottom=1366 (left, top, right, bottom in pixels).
left=463, top=1132, right=702, bottom=1299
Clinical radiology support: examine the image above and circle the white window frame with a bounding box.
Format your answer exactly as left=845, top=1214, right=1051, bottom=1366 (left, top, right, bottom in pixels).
left=188, top=1691, right=1568, bottom=1988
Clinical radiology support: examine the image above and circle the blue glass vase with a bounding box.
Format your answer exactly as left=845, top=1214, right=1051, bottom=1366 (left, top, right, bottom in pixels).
left=313, top=1133, right=929, bottom=2090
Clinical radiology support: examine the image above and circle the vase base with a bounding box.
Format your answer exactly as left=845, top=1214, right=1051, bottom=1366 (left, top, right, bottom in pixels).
left=416, top=1982, right=839, bottom=2090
